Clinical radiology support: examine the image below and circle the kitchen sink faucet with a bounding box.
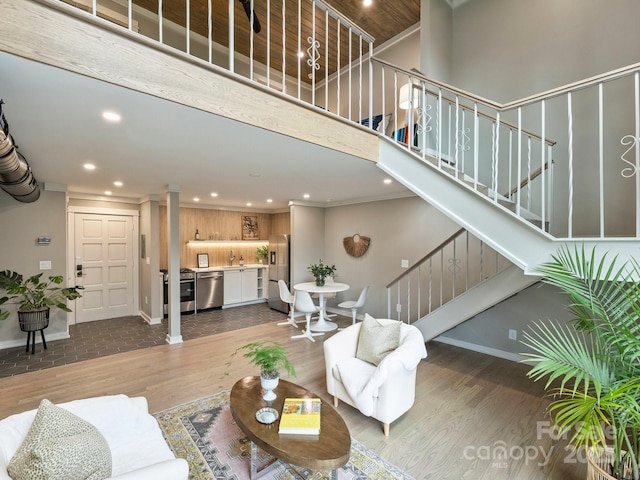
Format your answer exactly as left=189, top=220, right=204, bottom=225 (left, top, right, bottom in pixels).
left=229, top=250, right=235, bottom=266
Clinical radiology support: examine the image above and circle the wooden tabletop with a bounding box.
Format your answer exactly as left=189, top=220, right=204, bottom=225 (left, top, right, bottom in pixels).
left=229, top=376, right=351, bottom=472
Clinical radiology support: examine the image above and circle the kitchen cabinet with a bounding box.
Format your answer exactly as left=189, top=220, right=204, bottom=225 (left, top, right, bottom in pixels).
left=223, top=267, right=260, bottom=306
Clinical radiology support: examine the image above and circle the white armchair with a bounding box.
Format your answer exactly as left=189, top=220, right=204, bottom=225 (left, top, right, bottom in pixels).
left=323, top=317, right=427, bottom=436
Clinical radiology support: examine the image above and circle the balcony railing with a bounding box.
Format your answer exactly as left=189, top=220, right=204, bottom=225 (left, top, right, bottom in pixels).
left=56, top=0, right=640, bottom=241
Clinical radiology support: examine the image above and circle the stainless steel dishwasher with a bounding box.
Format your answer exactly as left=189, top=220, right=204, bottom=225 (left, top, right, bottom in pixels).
left=196, top=271, right=224, bottom=310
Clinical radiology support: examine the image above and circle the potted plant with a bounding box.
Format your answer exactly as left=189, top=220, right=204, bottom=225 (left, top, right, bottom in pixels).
left=522, top=246, right=640, bottom=480
left=227, top=340, right=296, bottom=401
left=256, top=245, right=269, bottom=265
left=0, top=270, right=83, bottom=332
left=308, top=259, right=336, bottom=286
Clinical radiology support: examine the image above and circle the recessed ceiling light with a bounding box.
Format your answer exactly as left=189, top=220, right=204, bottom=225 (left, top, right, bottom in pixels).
left=363, top=0, right=372, bottom=6
left=104, top=190, right=112, bottom=195
left=267, top=198, right=273, bottom=203
left=383, top=178, right=392, bottom=184
left=84, top=163, right=96, bottom=171
left=193, top=197, right=200, bottom=202
left=303, top=194, right=310, bottom=199
left=210, top=192, right=218, bottom=197
left=298, top=51, right=305, bottom=58
left=113, top=181, right=123, bottom=187
left=246, top=202, right=252, bottom=207
left=102, top=111, right=121, bottom=123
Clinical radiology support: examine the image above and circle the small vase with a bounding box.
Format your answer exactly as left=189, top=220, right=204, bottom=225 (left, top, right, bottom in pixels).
left=261, top=374, right=279, bottom=401
left=315, top=274, right=325, bottom=287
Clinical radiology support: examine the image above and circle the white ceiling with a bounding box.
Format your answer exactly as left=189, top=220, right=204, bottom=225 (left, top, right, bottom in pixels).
left=0, top=51, right=412, bottom=211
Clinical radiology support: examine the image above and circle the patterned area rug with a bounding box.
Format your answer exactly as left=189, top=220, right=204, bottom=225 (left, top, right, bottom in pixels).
left=153, top=390, right=413, bottom=480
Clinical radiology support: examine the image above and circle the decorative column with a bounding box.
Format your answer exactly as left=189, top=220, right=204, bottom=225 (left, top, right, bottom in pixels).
left=165, top=185, right=183, bottom=345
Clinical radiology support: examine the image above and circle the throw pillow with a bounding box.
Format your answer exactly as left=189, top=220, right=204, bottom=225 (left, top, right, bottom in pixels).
left=355, top=314, right=401, bottom=366
left=8, top=399, right=112, bottom=480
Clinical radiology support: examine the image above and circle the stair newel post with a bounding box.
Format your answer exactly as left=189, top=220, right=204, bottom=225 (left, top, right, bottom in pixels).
left=634, top=72, right=640, bottom=238
left=494, top=111, right=501, bottom=203
left=568, top=91, right=574, bottom=238
left=438, top=88, right=443, bottom=168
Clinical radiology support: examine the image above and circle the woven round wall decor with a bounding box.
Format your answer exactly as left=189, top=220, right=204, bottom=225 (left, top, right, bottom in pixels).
left=343, top=234, right=370, bottom=257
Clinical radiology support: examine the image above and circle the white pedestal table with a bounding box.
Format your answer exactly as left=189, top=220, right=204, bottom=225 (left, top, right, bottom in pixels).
left=293, top=282, right=350, bottom=332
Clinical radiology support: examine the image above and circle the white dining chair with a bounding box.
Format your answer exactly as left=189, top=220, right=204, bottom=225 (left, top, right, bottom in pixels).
left=291, top=290, right=324, bottom=342
left=337, top=286, right=369, bottom=325
left=276, top=280, right=305, bottom=328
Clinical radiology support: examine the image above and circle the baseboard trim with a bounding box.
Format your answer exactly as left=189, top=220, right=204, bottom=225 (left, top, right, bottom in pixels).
left=139, top=310, right=162, bottom=325
left=0, top=331, right=70, bottom=350
left=433, top=336, right=527, bottom=363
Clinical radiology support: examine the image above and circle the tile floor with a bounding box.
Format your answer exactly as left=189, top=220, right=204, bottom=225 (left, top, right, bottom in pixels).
left=0, top=303, right=288, bottom=378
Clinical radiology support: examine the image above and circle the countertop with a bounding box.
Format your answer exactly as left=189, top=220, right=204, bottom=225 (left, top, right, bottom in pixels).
left=190, top=264, right=268, bottom=273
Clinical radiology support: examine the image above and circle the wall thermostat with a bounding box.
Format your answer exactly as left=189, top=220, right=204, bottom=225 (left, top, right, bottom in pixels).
left=37, top=237, right=51, bottom=245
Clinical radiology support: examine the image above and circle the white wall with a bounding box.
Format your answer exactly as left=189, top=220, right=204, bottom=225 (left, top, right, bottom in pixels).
left=451, top=0, right=640, bottom=101
left=290, top=204, right=325, bottom=286
left=323, top=196, right=460, bottom=318
left=0, top=189, right=70, bottom=348
left=420, top=0, right=452, bottom=82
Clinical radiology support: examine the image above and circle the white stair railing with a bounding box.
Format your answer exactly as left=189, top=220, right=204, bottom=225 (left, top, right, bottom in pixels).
left=373, top=58, right=640, bottom=240
left=386, top=228, right=512, bottom=324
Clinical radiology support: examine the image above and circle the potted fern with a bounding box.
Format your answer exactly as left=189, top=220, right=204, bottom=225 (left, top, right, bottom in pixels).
left=522, top=246, right=640, bottom=480
left=227, top=340, right=296, bottom=401
left=0, top=270, right=83, bottom=332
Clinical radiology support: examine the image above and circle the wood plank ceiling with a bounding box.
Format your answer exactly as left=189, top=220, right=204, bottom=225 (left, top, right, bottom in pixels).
left=131, top=0, right=420, bottom=83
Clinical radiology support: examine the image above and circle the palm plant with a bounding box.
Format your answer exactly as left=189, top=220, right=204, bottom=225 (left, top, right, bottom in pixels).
left=522, top=246, right=640, bottom=480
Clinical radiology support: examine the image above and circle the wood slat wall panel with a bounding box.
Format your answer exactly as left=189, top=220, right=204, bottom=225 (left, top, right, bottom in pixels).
left=159, top=205, right=290, bottom=269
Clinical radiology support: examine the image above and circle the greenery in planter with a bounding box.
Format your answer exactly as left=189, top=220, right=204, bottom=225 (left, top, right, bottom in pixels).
left=226, top=340, right=296, bottom=380
left=521, top=246, right=640, bottom=480
left=308, top=259, right=336, bottom=286
left=0, top=270, right=84, bottom=320
left=256, top=245, right=269, bottom=263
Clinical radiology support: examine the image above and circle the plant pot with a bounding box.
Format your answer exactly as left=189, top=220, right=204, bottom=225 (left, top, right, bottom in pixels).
left=18, top=308, right=49, bottom=332
left=315, top=274, right=325, bottom=287
left=587, top=446, right=633, bottom=480
left=261, top=258, right=268, bottom=265
left=260, top=374, right=279, bottom=401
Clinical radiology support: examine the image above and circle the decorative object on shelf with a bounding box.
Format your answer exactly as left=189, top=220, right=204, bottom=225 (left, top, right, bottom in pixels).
left=242, top=216, right=259, bottom=240
left=197, top=253, right=209, bottom=268
left=256, top=244, right=269, bottom=264
left=522, top=246, right=640, bottom=480
left=225, top=341, right=296, bottom=401
left=195, top=228, right=200, bottom=240
left=343, top=234, right=371, bottom=258
left=239, top=255, right=244, bottom=266
left=308, top=259, right=336, bottom=287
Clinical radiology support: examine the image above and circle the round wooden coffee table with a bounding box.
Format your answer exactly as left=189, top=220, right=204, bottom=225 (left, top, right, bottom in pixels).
left=230, top=376, right=351, bottom=479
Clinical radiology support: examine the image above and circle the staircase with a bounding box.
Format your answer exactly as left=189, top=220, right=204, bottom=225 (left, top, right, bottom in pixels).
left=9, top=0, right=640, bottom=341
left=374, top=61, right=640, bottom=337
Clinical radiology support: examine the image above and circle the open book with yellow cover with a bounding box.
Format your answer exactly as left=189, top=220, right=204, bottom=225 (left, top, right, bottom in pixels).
left=278, top=398, right=321, bottom=435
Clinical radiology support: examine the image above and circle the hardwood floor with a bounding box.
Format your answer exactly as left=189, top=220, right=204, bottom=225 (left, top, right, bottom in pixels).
left=0, top=319, right=586, bottom=479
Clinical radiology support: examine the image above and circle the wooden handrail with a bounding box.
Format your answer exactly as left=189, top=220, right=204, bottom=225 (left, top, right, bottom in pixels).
left=404, top=81, right=557, bottom=147
left=374, top=57, right=640, bottom=114
left=503, top=159, right=555, bottom=198
left=385, top=228, right=466, bottom=288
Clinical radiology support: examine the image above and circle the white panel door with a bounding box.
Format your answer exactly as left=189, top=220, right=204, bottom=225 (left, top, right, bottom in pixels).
left=74, top=213, right=134, bottom=322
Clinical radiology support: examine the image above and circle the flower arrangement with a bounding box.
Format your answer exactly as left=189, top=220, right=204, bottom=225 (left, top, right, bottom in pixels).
left=308, top=259, right=336, bottom=286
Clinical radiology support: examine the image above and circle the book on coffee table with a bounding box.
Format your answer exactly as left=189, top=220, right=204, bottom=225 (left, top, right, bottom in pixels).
left=278, top=398, right=321, bottom=435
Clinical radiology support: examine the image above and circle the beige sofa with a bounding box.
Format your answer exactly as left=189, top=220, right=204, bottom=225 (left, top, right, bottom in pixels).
left=0, top=394, right=188, bottom=480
